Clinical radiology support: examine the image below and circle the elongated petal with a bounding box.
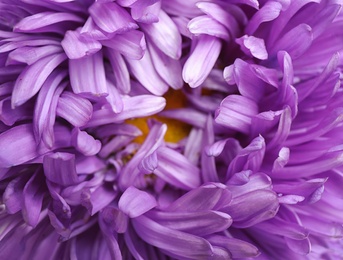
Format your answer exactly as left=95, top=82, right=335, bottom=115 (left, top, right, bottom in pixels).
left=86, top=95, right=166, bottom=127
left=183, top=35, right=221, bottom=88
left=14, top=12, right=83, bottom=33
left=133, top=215, right=213, bottom=259
left=22, top=171, right=44, bottom=227
left=236, top=35, right=268, bottom=60
left=126, top=49, right=169, bottom=96
left=118, top=186, right=157, bottom=218
left=154, top=146, right=201, bottom=190
left=89, top=1, right=138, bottom=34
left=147, top=210, right=232, bottom=236
left=81, top=185, right=117, bottom=215
left=56, top=91, right=93, bottom=127
left=141, top=10, right=181, bottom=59
left=43, top=152, right=79, bottom=186
left=12, top=53, right=66, bottom=107
left=106, top=50, right=130, bottom=94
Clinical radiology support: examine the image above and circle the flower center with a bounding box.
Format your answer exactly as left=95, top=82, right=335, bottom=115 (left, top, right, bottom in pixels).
left=127, top=89, right=191, bottom=143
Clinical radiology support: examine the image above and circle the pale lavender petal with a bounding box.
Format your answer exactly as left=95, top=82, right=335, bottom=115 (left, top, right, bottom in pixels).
left=148, top=43, right=183, bottom=90
left=183, top=35, right=221, bottom=88
left=105, top=79, right=124, bottom=113
left=188, top=15, right=229, bottom=40
left=12, top=52, right=66, bottom=107
left=236, top=35, right=268, bottom=60
left=43, top=152, right=79, bottom=186
left=159, top=108, right=207, bottom=129
left=69, top=52, right=108, bottom=97
left=101, top=30, right=146, bottom=60
left=131, top=1, right=160, bottom=23
left=141, top=10, right=181, bottom=59
left=118, top=186, right=157, bottom=218
left=71, top=128, right=101, bottom=156
left=61, top=29, right=102, bottom=59
left=126, top=49, right=169, bottom=96
left=56, top=91, right=93, bottom=127
left=89, top=1, right=138, bottom=34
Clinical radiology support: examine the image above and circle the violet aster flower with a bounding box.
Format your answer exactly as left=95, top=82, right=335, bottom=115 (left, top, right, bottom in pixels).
left=1, top=0, right=343, bottom=259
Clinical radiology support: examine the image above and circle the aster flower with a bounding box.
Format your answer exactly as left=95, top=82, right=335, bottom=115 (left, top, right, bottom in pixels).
left=1, top=0, right=343, bottom=259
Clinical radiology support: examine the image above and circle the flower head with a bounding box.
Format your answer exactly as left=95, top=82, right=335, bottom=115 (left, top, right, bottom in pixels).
left=1, top=0, right=343, bottom=259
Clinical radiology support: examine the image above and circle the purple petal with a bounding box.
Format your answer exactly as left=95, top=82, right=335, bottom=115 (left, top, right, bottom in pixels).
left=69, top=52, right=108, bottom=97
left=56, top=91, right=93, bottom=127
left=0, top=97, right=32, bottom=126
left=188, top=15, right=229, bottom=40
left=106, top=50, right=130, bottom=94
left=13, top=12, right=83, bottom=33
left=61, top=29, right=102, bottom=59
left=126, top=49, right=169, bottom=96
left=43, top=152, right=79, bottom=186
left=236, top=35, right=268, bottom=60
left=89, top=1, right=138, bottom=34
left=141, top=10, right=181, bottom=59
left=132, top=215, right=213, bottom=259
left=0, top=124, right=46, bottom=168
left=167, top=183, right=229, bottom=212
left=208, top=235, right=260, bottom=258
left=148, top=43, right=183, bottom=90
left=86, top=95, right=166, bottom=127
left=33, top=70, right=67, bottom=147
left=154, top=146, right=201, bottom=190
left=12, top=53, right=67, bottom=107
left=223, top=190, right=279, bottom=228
left=71, top=128, right=101, bottom=156
left=100, top=206, right=129, bottom=233
left=7, top=45, right=63, bottom=66
left=270, top=24, right=313, bottom=59
left=3, top=175, right=27, bottom=214
left=81, top=185, right=117, bottom=215
left=101, top=30, right=146, bottom=60
left=215, top=95, right=259, bottom=134
left=183, top=35, right=221, bottom=88
left=147, top=210, right=232, bottom=236
left=131, top=1, right=161, bottom=23
left=118, top=186, right=157, bottom=218
left=22, top=171, right=44, bottom=227
left=245, top=1, right=283, bottom=34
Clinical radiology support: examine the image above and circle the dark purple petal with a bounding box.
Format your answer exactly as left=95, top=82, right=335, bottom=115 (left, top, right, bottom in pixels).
left=43, top=152, right=79, bottom=186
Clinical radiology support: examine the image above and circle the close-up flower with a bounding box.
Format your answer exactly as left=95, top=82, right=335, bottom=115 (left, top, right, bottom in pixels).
left=1, top=0, right=343, bottom=259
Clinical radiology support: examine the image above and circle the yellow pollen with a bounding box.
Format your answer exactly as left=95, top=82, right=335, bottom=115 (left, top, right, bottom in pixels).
left=126, top=89, right=191, bottom=143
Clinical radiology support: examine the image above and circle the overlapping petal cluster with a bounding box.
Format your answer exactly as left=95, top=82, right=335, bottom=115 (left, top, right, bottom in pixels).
left=0, top=0, right=343, bottom=259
